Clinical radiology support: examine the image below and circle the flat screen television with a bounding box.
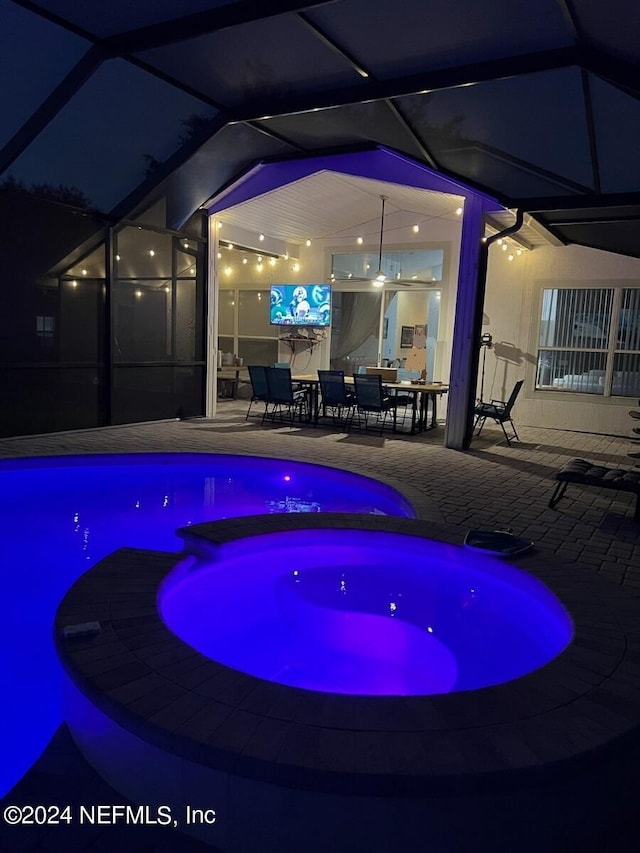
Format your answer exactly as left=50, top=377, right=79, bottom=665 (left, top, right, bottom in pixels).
left=270, top=284, right=331, bottom=327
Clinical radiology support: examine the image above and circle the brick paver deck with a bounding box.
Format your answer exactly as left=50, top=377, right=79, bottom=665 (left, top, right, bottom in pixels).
left=1, top=403, right=639, bottom=852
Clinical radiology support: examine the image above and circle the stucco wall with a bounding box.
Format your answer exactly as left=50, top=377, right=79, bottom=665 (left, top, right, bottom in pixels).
left=483, top=243, right=640, bottom=436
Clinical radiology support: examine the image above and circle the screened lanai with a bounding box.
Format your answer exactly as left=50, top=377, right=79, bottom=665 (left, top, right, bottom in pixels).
left=2, top=0, right=640, bottom=440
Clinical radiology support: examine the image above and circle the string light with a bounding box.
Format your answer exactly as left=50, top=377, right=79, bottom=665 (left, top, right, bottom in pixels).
left=259, top=233, right=265, bottom=241
left=357, top=236, right=363, bottom=245
left=305, top=239, right=311, bottom=247
left=412, top=224, right=420, bottom=233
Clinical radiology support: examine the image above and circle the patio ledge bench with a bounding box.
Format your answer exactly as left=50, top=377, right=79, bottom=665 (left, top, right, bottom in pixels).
left=549, top=457, right=640, bottom=521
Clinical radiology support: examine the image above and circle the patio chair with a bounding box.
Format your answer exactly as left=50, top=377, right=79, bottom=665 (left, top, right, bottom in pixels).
left=317, top=370, right=356, bottom=426
left=246, top=365, right=270, bottom=421
left=473, top=379, right=524, bottom=445
left=351, top=373, right=397, bottom=435
left=264, top=366, right=311, bottom=426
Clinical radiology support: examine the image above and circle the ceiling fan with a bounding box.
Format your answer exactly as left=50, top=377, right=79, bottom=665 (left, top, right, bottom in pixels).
left=329, top=195, right=432, bottom=288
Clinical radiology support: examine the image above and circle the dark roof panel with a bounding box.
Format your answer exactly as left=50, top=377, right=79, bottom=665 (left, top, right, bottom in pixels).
left=21, top=0, right=240, bottom=38
left=137, top=12, right=366, bottom=107
left=255, top=101, right=430, bottom=163
left=306, top=0, right=572, bottom=79
left=590, top=76, right=640, bottom=193
left=8, top=58, right=217, bottom=212
left=0, top=1, right=89, bottom=148
left=397, top=68, right=595, bottom=194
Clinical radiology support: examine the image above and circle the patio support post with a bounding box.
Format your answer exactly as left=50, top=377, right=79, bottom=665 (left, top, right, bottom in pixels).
left=205, top=217, right=219, bottom=418
left=444, top=193, right=485, bottom=450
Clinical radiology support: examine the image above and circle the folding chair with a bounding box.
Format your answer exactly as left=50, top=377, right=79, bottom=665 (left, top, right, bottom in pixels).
left=473, top=379, right=524, bottom=445
left=351, top=373, right=397, bottom=435
left=246, top=365, right=270, bottom=421
left=264, top=367, right=311, bottom=427
left=317, top=370, right=356, bottom=427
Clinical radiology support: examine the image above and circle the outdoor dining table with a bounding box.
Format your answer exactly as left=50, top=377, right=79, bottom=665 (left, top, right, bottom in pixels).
left=292, top=374, right=449, bottom=434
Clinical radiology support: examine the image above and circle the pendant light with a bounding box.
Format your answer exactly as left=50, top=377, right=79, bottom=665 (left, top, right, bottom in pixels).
left=372, top=195, right=387, bottom=287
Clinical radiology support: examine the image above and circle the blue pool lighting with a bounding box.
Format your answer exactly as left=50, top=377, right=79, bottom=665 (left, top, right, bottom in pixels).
left=0, top=453, right=413, bottom=797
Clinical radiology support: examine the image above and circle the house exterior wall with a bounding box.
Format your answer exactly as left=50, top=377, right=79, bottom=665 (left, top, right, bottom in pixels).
left=483, top=243, right=640, bottom=436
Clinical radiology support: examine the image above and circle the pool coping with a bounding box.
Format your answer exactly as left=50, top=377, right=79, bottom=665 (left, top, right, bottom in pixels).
left=55, top=514, right=640, bottom=797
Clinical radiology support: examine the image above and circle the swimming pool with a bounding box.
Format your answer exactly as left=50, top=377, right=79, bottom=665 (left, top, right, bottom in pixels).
left=159, top=529, right=573, bottom=695
left=0, top=453, right=413, bottom=797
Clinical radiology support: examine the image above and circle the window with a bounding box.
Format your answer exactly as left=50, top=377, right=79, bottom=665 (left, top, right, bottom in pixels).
left=536, top=286, right=640, bottom=396
left=331, top=249, right=443, bottom=283
left=36, top=315, right=55, bottom=347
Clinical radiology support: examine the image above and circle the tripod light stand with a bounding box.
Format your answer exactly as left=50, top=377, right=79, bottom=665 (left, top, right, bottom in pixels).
left=478, top=333, right=493, bottom=403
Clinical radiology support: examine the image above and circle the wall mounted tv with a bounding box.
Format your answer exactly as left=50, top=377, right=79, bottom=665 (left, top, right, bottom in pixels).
left=270, top=284, right=331, bottom=327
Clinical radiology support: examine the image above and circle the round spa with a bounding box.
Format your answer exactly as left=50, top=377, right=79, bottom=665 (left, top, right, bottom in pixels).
left=159, top=529, right=573, bottom=696
left=57, top=515, right=640, bottom=853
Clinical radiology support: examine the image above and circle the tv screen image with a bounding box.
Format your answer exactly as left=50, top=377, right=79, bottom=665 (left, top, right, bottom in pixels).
left=270, top=284, right=331, bottom=327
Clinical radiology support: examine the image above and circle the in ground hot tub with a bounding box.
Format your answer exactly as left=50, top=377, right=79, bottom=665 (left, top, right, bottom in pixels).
left=57, top=516, right=640, bottom=853
left=159, top=529, right=573, bottom=696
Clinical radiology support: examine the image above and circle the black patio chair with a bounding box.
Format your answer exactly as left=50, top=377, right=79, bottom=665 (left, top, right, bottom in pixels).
left=317, top=370, right=356, bottom=427
left=264, top=366, right=311, bottom=426
left=473, top=379, right=524, bottom=445
left=246, top=365, right=270, bottom=421
left=351, top=373, right=397, bottom=435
